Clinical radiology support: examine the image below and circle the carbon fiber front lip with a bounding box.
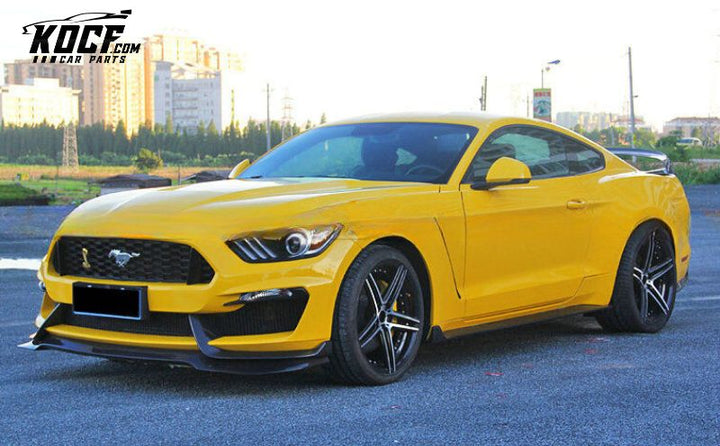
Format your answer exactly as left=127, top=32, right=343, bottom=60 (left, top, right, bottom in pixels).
left=19, top=304, right=330, bottom=375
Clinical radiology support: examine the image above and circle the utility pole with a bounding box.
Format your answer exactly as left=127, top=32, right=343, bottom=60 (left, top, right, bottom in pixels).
left=479, top=76, right=488, bottom=111
left=628, top=46, right=637, bottom=148
left=265, top=83, right=272, bottom=152
left=526, top=93, right=530, bottom=118
left=541, top=60, right=561, bottom=89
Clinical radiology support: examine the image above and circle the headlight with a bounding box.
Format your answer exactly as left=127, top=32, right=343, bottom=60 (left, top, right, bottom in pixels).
left=228, top=224, right=342, bottom=262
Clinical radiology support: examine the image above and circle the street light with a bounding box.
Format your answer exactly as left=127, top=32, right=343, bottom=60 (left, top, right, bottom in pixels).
left=541, top=59, right=561, bottom=88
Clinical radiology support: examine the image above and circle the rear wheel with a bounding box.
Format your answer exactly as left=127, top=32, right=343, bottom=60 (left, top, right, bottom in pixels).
left=328, top=245, right=424, bottom=385
left=596, top=221, right=677, bottom=333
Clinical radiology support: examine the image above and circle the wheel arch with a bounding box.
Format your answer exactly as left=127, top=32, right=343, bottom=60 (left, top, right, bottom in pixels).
left=629, top=216, right=676, bottom=255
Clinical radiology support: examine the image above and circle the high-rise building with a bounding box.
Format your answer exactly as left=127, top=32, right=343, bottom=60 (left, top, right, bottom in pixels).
left=203, top=47, right=243, bottom=72
left=143, top=34, right=241, bottom=124
left=4, top=59, right=84, bottom=121
left=153, top=61, right=240, bottom=134
left=83, top=52, right=145, bottom=134
left=0, top=78, right=79, bottom=126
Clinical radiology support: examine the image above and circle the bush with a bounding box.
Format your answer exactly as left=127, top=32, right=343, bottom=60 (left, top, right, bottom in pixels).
left=179, top=152, right=257, bottom=167
left=667, top=146, right=691, bottom=163
left=79, top=154, right=101, bottom=166
left=16, top=154, right=54, bottom=165
left=673, top=164, right=720, bottom=184
left=100, top=151, right=133, bottom=166
left=134, top=148, right=163, bottom=172
left=657, top=135, right=678, bottom=148
left=161, top=150, right=188, bottom=165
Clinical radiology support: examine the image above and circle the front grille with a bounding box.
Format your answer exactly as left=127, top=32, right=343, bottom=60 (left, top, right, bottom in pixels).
left=60, top=304, right=193, bottom=336
left=52, top=236, right=214, bottom=284
left=198, top=295, right=309, bottom=336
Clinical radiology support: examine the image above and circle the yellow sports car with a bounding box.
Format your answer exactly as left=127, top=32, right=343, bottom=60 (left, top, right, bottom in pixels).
left=22, top=113, right=690, bottom=385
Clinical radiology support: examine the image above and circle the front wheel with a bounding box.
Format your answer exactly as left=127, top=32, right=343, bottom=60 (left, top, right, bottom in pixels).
left=596, top=221, right=677, bottom=333
left=328, top=245, right=425, bottom=385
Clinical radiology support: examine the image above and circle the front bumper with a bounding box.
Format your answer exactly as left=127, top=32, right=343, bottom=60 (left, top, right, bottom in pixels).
left=33, top=236, right=360, bottom=356
left=20, top=304, right=331, bottom=374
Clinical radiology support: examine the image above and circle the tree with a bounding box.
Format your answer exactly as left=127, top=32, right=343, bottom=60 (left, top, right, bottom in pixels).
left=634, top=128, right=657, bottom=149
left=320, top=113, right=327, bottom=124
left=134, top=148, right=163, bottom=172
left=165, top=114, right=173, bottom=134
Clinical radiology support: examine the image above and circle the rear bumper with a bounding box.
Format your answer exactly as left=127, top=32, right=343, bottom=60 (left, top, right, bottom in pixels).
left=20, top=304, right=330, bottom=375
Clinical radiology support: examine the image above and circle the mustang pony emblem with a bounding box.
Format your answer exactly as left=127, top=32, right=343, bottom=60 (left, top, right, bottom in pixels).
left=108, top=249, right=140, bottom=268
left=81, top=248, right=91, bottom=270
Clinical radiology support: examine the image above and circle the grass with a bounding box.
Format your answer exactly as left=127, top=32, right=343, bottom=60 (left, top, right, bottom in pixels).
left=0, top=164, right=217, bottom=182
left=679, top=146, right=720, bottom=159
left=0, top=179, right=101, bottom=204
left=0, top=183, right=51, bottom=206
left=657, top=146, right=720, bottom=161
left=0, top=164, right=225, bottom=205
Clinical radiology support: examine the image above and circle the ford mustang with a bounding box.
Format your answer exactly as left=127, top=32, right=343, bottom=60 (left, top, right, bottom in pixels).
left=21, top=113, right=691, bottom=385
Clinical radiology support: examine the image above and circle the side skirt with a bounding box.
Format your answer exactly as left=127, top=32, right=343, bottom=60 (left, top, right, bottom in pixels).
left=429, top=304, right=608, bottom=343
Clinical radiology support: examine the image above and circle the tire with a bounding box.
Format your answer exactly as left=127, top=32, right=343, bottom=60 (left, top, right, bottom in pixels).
left=596, top=221, right=677, bottom=333
left=328, top=244, right=425, bottom=385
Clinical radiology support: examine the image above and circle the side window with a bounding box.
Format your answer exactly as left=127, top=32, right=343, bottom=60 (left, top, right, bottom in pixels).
left=565, top=139, right=604, bottom=174
left=465, top=126, right=603, bottom=182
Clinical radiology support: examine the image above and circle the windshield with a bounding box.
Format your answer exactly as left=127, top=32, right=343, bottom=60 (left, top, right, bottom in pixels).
left=239, top=122, right=478, bottom=184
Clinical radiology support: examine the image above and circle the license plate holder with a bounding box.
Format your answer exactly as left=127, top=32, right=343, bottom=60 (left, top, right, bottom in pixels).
left=72, top=282, right=148, bottom=320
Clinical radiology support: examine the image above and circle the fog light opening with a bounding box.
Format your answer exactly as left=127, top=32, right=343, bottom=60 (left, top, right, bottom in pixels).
left=224, top=287, right=307, bottom=306
left=38, top=281, right=46, bottom=292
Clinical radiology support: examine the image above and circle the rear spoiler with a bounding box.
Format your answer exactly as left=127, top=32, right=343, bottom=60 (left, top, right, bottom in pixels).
left=606, top=148, right=673, bottom=175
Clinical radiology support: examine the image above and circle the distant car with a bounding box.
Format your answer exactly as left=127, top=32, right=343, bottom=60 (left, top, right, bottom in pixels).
left=677, top=137, right=702, bottom=147
left=22, top=113, right=691, bottom=385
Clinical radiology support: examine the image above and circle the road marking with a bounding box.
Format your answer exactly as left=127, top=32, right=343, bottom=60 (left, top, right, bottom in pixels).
left=0, top=321, right=32, bottom=328
left=684, top=295, right=720, bottom=302
left=675, top=306, right=720, bottom=311
left=0, top=258, right=40, bottom=271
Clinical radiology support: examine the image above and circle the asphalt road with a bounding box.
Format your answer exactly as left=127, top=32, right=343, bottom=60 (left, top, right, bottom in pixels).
left=1, top=187, right=719, bottom=445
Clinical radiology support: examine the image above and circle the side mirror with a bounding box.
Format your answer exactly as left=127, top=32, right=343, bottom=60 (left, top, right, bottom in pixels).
left=228, top=159, right=251, bottom=179
left=471, top=157, right=532, bottom=190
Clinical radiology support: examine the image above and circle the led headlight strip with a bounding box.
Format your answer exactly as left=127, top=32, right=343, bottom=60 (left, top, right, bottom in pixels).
left=228, top=224, right=342, bottom=263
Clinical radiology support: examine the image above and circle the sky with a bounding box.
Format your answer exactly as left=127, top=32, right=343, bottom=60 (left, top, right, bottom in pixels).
left=2, top=0, right=719, bottom=130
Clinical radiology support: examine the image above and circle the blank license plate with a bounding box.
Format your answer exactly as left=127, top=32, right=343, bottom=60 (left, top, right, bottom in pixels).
left=72, top=283, right=147, bottom=320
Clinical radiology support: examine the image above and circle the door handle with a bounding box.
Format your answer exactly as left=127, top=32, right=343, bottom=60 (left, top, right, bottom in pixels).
left=567, top=199, right=587, bottom=210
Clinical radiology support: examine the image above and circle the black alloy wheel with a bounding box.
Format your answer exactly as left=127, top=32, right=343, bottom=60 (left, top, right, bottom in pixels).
left=596, top=221, right=677, bottom=333
left=328, top=245, right=425, bottom=385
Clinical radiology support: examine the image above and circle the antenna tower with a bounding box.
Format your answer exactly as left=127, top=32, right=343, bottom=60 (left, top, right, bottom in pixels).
left=281, top=92, right=294, bottom=141
left=62, top=122, right=79, bottom=171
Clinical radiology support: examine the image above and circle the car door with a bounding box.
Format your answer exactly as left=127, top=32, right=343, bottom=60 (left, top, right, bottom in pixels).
left=459, top=125, right=603, bottom=318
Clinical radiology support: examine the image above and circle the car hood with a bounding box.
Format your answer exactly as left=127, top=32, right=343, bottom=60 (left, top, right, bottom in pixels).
left=57, top=178, right=438, bottom=238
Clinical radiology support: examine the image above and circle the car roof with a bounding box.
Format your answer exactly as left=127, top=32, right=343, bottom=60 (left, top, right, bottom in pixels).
left=324, top=112, right=614, bottom=159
